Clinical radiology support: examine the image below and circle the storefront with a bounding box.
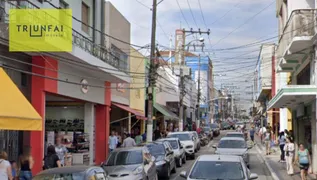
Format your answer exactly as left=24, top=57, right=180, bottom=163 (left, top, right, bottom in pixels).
left=24, top=56, right=115, bottom=174
left=0, top=67, right=42, bottom=161
left=153, top=103, right=179, bottom=132
left=110, top=103, right=146, bottom=138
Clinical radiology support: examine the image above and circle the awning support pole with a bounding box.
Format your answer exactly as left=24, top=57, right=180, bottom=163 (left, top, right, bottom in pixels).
left=128, top=113, right=132, bottom=134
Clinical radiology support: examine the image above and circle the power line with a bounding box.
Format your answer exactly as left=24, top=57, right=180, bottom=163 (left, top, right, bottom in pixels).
left=186, top=0, right=199, bottom=28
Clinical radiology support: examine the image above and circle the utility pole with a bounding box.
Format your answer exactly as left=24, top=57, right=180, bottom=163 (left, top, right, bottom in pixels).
left=197, top=54, right=201, bottom=127
left=146, top=0, right=157, bottom=143
left=231, top=94, right=234, bottom=120
left=179, top=68, right=184, bottom=132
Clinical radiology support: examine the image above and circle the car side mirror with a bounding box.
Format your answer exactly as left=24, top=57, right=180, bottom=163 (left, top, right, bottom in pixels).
left=179, top=171, right=187, bottom=178
left=212, top=144, right=217, bottom=149
left=180, top=145, right=183, bottom=149
left=250, top=173, right=258, bottom=179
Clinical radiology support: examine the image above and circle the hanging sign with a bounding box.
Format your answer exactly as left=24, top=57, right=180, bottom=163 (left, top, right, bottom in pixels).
left=81, top=79, right=89, bottom=94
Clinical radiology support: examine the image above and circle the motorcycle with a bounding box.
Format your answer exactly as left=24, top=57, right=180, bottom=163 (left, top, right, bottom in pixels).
left=199, top=133, right=209, bottom=146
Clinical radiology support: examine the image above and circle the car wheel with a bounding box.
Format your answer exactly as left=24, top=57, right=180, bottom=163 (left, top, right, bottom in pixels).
left=182, top=154, right=186, bottom=164
left=177, top=157, right=182, bottom=167
left=166, top=166, right=171, bottom=178
left=171, top=162, right=176, bottom=173
left=191, top=153, right=195, bottom=160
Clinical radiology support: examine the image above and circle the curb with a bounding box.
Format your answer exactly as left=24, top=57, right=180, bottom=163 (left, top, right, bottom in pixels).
left=255, top=144, right=280, bottom=180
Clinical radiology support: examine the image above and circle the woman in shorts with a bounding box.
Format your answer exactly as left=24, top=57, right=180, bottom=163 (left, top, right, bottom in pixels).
left=295, top=143, right=311, bottom=180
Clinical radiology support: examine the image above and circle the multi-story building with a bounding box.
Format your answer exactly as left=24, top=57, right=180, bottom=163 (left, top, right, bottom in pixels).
left=268, top=0, right=316, bottom=173
left=0, top=0, right=130, bottom=174
left=254, top=44, right=277, bottom=134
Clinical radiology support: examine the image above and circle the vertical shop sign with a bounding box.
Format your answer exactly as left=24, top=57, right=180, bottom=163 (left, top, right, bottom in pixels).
left=175, top=30, right=185, bottom=65
left=81, top=79, right=89, bottom=94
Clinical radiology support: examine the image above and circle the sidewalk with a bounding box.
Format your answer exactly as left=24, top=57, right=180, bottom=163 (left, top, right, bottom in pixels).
left=254, top=135, right=316, bottom=180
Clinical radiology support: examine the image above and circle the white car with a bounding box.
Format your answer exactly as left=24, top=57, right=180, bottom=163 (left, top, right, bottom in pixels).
left=167, top=132, right=195, bottom=159
left=190, top=131, right=200, bottom=152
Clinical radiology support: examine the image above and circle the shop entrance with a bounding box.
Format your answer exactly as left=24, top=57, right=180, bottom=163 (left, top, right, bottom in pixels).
left=45, top=94, right=93, bottom=166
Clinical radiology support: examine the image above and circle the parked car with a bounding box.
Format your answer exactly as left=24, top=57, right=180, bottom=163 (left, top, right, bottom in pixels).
left=212, top=137, right=252, bottom=167
left=202, top=126, right=213, bottom=140
left=190, top=131, right=201, bottom=152
left=221, top=122, right=230, bottom=130
left=167, top=132, right=195, bottom=159
left=210, top=123, right=220, bottom=136
left=179, top=155, right=258, bottom=180
left=145, top=141, right=177, bottom=178
left=156, top=138, right=186, bottom=167
left=102, top=147, right=157, bottom=180
left=33, top=166, right=107, bottom=180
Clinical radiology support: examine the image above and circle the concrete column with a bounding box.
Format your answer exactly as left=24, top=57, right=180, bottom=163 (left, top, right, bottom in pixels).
left=312, top=101, right=317, bottom=173
left=84, top=103, right=95, bottom=165
left=279, top=108, right=288, bottom=132
left=128, top=112, right=132, bottom=134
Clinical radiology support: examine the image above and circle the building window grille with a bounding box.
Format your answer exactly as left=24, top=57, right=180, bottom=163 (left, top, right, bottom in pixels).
left=111, top=45, right=128, bottom=70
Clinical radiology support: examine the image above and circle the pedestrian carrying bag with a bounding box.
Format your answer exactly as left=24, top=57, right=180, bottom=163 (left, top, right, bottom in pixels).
left=43, top=155, right=55, bottom=170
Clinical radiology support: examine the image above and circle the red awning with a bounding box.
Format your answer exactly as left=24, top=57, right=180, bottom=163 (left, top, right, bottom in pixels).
left=112, top=103, right=147, bottom=120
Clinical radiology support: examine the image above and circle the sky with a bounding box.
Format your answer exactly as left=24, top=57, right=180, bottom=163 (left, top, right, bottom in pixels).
left=107, top=0, right=278, bottom=111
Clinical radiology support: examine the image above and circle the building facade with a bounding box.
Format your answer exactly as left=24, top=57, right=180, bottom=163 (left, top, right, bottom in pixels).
left=268, top=0, right=316, bottom=173
left=0, top=0, right=131, bottom=174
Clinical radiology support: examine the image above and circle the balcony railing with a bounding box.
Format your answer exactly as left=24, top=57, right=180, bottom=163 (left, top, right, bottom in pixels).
left=276, top=9, right=316, bottom=62
left=0, top=0, right=128, bottom=72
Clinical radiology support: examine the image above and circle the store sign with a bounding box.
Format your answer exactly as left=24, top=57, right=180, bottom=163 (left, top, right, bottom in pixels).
left=81, top=79, right=89, bottom=94
left=117, top=83, right=126, bottom=93
left=175, top=29, right=185, bottom=64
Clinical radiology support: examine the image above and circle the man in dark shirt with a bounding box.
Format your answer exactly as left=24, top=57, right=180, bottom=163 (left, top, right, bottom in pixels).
left=154, top=127, right=161, bottom=140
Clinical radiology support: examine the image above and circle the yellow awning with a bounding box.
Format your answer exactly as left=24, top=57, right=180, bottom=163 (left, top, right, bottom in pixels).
left=0, top=67, right=42, bottom=131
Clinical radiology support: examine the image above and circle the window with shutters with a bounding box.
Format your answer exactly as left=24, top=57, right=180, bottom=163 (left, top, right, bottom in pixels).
left=82, top=2, right=89, bottom=34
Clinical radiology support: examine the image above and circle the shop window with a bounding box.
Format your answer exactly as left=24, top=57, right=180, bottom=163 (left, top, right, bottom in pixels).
left=81, top=2, right=89, bottom=34
left=21, top=72, right=27, bottom=87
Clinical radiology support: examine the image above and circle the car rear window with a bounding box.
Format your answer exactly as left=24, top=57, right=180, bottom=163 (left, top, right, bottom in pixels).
left=105, top=150, right=143, bottom=166
left=189, top=161, right=244, bottom=180
left=218, top=140, right=247, bottom=149
left=226, top=134, right=244, bottom=138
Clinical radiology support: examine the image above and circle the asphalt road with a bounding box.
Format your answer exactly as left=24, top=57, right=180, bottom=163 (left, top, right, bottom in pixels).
left=163, top=130, right=273, bottom=180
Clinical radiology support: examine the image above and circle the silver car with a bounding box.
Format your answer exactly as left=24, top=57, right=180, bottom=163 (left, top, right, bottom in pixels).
left=102, top=147, right=157, bottom=180
left=212, top=137, right=252, bottom=167
left=179, top=155, right=258, bottom=180
left=157, top=138, right=186, bottom=167
left=190, top=131, right=201, bottom=152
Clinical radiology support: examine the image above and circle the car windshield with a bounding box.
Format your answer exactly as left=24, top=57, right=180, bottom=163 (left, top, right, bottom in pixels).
left=226, top=134, right=244, bottom=138
left=33, top=172, right=85, bottom=180
left=167, top=140, right=178, bottom=149
left=147, top=143, right=166, bottom=156
left=211, top=124, right=218, bottom=128
left=218, top=140, right=247, bottom=149
left=106, top=150, right=143, bottom=166
left=167, top=134, right=191, bottom=141
left=189, top=161, right=245, bottom=180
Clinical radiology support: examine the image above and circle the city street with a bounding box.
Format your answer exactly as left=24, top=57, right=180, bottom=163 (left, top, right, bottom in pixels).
left=168, top=130, right=273, bottom=180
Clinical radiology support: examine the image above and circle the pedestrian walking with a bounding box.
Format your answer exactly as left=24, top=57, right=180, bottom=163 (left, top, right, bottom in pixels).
left=278, top=132, right=286, bottom=162
left=122, top=133, right=136, bottom=147
left=249, top=126, right=255, bottom=143
left=0, top=150, right=13, bottom=180
left=55, top=136, right=68, bottom=166
left=154, top=127, right=161, bottom=140
left=135, top=133, right=143, bottom=145
left=284, top=137, right=295, bottom=175
left=259, top=126, right=267, bottom=144
left=115, top=132, right=122, bottom=148
left=43, top=145, right=61, bottom=170
left=10, top=161, right=18, bottom=180
left=19, top=147, right=34, bottom=180
left=295, top=143, right=312, bottom=180
left=264, top=131, right=271, bottom=155
left=109, top=131, right=118, bottom=152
